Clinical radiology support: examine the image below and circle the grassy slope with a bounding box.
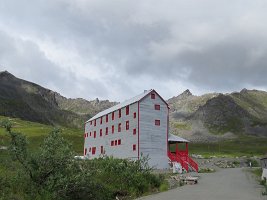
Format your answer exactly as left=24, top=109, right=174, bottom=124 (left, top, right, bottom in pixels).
left=0, top=116, right=84, bottom=154
left=189, top=136, right=267, bottom=157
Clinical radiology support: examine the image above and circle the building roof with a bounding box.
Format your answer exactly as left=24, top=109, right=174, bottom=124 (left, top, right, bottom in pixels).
left=168, top=134, right=189, bottom=143
left=87, top=89, right=153, bottom=122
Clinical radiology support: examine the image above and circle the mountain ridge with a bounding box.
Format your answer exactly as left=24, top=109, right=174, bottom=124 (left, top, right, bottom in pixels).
left=0, top=71, right=116, bottom=128
left=1, top=71, right=267, bottom=140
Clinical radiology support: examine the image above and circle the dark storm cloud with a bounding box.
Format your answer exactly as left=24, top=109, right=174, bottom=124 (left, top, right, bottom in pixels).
left=1, top=0, right=267, bottom=100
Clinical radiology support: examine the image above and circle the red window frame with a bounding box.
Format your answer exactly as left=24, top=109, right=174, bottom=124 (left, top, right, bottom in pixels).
left=118, top=123, right=121, bottom=132
left=119, top=109, right=121, bottom=118
left=112, top=125, right=114, bottom=134
left=115, top=140, right=117, bottom=146
left=94, top=119, right=96, bottom=126
left=84, top=133, right=86, bottom=138
left=155, top=104, right=160, bottom=110
left=84, top=148, right=87, bottom=155
left=112, top=112, right=115, bottom=120
left=106, top=127, right=108, bottom=135
left=92, top=147, right=96, bottom=155
left=133, top=144, right=136, bottom=151
left=118, top=139, right=121, bottom=145
left=111, top=141, right=114, bottom=146
left=133, top=112, right=136, bottom=119
left=133, top=129, right=136, bottom=135
left=151, top=93, right=155, bottom=99
left=100, top=129, right=102, bottom=137
left=100, top=117, right=103, bottom=124
left=94, top=131, right=96, bottom=138
left=126, top=106, right=129, bottom=115
left=155, top=120, right=160, bottom=126
left=126, top=121, right=129, bottom=130
left=106, top=114, right=108, bottom=123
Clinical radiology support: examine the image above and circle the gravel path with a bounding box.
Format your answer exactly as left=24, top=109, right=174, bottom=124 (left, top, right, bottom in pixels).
left=139, top=168, right=266, bottom=200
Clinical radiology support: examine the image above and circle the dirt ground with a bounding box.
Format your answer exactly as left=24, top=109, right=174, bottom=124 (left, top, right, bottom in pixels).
left=138, top=168, right=267, bottom=200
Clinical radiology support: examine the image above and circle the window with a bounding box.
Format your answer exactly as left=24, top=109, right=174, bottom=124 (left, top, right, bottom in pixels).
left=133, top=129, right=136, bottom=135
left=84, top=148, right=87, bottom=155
left=112, top=112, right=115, bottom=120
left=92, top=147, right=96, bottom=155
left=151, top=93, right=155, bottom=99
left=86, top=133, right=88, bottom=137
left=94, top=131, right=96, bottom=138
left=119, top=109, right=121, bottom=118
left=100, top=117, right=103, bottom=124
left=126, top=121, right=129, bottom=130
left=133, top=112, right=136, bottom=119
left=106, top=114, right=108, bottom=123
left=155, top=104, right=160, bottom=110
left=155, top=120, right=160, bottom=126
left=90, top=132, right=92, bottom=136
left=100, top=129, right=102, bottom=137
left=101, top=146, right=104, bottom=154
left=106, top=127, right=108, bottom=135
left=133, top=144, right=136, bottom=151
left=126, top=106, right=129, bottom=115
left=112, top=125, right=114, bottom=134
left=119, top=124, right=122, bottom=132
left=90, top=121, right=92, bottom=125
left=115, top=140, right=118, bottom=146
left=111, top=141, right=114, bottom=146
left=94, top=120, right=96, bottom=126
left=84, top=133, right=86, bottom=138
left=118, top=139, right=121, bottom=145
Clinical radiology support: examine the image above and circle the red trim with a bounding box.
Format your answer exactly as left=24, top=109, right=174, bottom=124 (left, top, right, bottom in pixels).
left=84, top=122, right=86, bottom=154
left=138, top=101, right=140, bottom=159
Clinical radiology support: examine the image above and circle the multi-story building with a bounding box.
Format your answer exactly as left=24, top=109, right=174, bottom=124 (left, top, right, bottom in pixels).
left=84, top=89, right=169, bottom=169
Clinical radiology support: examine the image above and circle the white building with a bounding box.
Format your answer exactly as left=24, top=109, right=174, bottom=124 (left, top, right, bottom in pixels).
left=83, top=89, right=198, bottom=171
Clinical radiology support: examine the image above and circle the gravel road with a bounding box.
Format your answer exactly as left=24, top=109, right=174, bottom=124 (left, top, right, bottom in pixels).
left=139, top=168, right=266, bottom=200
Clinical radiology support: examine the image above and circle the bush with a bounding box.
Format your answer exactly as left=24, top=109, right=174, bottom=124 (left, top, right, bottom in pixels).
left=159, top=182, right=169, bottom=192
left=1, top=120, right=164, bottom=199
left=246, top=158, right=259, bottom=167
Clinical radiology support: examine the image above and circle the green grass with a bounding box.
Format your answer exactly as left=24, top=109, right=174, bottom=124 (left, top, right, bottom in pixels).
left=188, top=136, right=267, bottom=157
left=0, top=116, right=84, bottom=154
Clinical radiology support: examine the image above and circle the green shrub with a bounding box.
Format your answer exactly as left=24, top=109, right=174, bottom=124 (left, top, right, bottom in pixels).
left=0, top=120, right=164, bottom=199
left=246, top=158, right=259, bottom=167
left=159, top=182, right=169, bottom=192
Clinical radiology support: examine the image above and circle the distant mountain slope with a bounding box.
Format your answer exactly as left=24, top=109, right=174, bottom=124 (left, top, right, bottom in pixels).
left=0, top=71, right=116, bottom=128
left=168, top=89, right=267, bottom=140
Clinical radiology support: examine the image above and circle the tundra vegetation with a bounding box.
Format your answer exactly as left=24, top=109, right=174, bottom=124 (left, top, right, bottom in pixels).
left=0, top=119, right=165, bottom=200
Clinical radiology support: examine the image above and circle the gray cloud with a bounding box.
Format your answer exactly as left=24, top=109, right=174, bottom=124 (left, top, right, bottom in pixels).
left=1, top=0, right=267, bottom=101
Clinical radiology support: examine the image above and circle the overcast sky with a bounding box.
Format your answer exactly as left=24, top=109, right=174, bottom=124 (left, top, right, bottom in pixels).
left=1, top=0, right=267, bottom=101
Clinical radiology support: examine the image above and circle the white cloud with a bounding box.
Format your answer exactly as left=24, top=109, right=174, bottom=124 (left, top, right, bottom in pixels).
left=1, top=0, right=267, bottom=101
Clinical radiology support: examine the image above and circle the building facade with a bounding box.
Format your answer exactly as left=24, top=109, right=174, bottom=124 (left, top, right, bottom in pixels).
left=84, top=89, right=169, bottom=169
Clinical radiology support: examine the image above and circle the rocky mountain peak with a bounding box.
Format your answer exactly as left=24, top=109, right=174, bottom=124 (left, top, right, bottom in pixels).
left=0, top=70, right=15, bottom=79
left=178, top=89, right=192, bottom=98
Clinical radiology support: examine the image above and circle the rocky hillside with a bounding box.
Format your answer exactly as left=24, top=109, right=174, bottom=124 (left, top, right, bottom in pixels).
left=0, top=71, right=116, bottom=128
left=168, top=89, right=267, bottom=141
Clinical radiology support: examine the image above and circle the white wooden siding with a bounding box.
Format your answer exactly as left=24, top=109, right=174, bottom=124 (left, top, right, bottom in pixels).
left=84, top=102, right=139, bottom=160
left=139, top=92, right=169, bottom=169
